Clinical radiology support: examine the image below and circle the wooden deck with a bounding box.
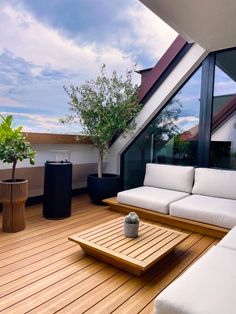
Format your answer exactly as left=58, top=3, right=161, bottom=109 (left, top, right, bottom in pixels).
left=0, top=195, right=219, bottom=314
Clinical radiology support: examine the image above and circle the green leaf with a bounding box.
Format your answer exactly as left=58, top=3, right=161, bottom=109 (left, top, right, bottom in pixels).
left=0, top=115, right=37, bottom=180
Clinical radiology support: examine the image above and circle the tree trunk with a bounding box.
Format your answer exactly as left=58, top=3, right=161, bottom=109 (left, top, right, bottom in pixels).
left=12, top=160, right=17, bottom=182
left=98, top=150, right=103, bottom=178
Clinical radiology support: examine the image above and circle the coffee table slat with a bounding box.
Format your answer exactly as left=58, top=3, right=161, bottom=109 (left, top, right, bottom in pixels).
left=86, top=225, right=124, bottom=242
left=121, top=229, right=170, bottom=256
left=106, top=225, right=153, bottom=250
left=116, top=228, right=164, bottom=254
left=134, top=233, right=180, bottom=260
left=77, top=217, right=123, bottom=237
left=98, top=224, right=150, bottom=247
left=143, top=234, right=187, bottom=265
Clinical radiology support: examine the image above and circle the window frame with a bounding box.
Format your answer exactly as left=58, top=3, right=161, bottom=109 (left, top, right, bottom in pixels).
left=120, top=47, right=236, bottom=188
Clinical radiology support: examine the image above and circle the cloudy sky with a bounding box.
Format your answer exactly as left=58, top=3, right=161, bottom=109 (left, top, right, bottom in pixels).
left=0, top=0, right=177, bottom=134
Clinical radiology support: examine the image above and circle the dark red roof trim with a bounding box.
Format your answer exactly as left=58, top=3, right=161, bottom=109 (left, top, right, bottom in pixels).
left=136, top=67, right=153, bottom=74
left=138, top=35, right=187, bottom=102
left=212, top=95, right=236, bottom=132
left=180, top=95, right=236, bottom=141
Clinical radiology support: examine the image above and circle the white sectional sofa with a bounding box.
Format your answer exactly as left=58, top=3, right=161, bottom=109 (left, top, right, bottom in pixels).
left=170, top=167, right=236, bottom=229
left=117, top=163, right=236, bottom=313
left=118, top=164, right=194, bottom=215
left=154, top=226, right=236, bottom=314
left=117, top=163, right=236, bottom=229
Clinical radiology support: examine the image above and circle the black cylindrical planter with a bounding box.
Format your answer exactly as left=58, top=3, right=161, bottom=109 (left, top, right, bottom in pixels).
left=43, top=161, right=72, bottom=219
left=87, top=173, right=121, bottom=205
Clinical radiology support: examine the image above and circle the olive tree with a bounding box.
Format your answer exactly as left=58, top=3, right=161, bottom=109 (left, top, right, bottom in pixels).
left=61, top=65, right=141, bottom=178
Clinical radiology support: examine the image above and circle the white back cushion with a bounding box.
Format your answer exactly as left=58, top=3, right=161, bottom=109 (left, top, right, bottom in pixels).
left=192, top=168, right=236, bottom=200
left=143, top=163, right=194, bottom=193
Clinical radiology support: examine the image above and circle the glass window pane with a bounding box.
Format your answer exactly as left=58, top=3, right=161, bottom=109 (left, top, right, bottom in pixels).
left=122, top=67, right=202, bottom=189
left=210, top=50, right=236, bottom=169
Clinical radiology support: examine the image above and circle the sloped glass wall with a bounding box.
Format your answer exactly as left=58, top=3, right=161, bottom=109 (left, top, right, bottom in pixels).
left=210, top=50, right=236, bottom=169
left=122, top=67, right=202, bottom=189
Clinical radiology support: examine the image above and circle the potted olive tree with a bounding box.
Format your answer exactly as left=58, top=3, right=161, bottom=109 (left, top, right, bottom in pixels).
left=61, top=64, right=140, bottom=204
left=0, top=115, right=36, bottom=232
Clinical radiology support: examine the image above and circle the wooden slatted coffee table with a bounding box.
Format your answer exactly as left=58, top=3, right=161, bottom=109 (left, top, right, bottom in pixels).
left=69, top=217, right=189, bottom=275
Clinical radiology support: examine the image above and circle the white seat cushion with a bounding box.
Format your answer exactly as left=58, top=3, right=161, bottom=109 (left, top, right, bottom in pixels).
left=193, top=167, right=236, bottom=200
left=218, top=226, right=236, bottom=250
left=117, top=186, right=189, bottom=214
left=143, top=163, right=194, bottom=193
left=154, top=246, right=236, bottom=314
left=170, top=194, right=236, bottom=229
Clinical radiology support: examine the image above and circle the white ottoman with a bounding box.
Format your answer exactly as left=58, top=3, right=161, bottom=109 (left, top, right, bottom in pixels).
left=154, top=246, right=236, bottom=314
left=218, top=226, right=236, bottom=250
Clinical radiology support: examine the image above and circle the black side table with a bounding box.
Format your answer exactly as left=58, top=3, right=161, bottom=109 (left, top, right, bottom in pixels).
left=43, top=161, right=72, bottom=219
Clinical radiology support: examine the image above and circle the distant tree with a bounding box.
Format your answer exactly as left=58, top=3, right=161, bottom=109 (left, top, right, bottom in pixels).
left=135, top=98, right=183, bottom=161
left=151, top=99, right=182, bottom=144
left=173, top=135, right=191, bottom=159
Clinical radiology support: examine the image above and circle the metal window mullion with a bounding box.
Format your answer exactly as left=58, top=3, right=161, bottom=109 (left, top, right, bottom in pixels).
left=198, top=53, right=215, bottom=167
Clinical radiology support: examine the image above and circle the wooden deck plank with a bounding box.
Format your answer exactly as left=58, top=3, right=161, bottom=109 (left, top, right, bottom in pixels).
left=139, top=301, right=154, bottom=314
left=0, top=251, right=84, bottom=298
left=0, top=258, right=99, bottom=312
left=0, top=246, right=80, bottom=287
left=0, top=195, right=220, bottom=313
left=0, top=212, right=117, bottom=252
left=113, top=236, right=218, bottom=314
left=0, top=206, right=115, bottom=250
left=77, top=232, right=204, bottom=314
left=57, top=271, right=133, bottom=314
left=23, top=266, right=119, bottom=314
left=0, top=210, right=118, bottom=264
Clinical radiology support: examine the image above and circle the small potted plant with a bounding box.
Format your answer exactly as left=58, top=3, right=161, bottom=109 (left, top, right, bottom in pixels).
left=0, top=115, right=36, bottom=232
left=124, top=212, right=140, bottom=238
left=61, top=64, right=140, bottom=204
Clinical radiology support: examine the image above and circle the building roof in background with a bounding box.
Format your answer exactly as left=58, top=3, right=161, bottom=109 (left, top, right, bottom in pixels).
left=181, top=95, right=236, bottom=141
left=138, top=35, right=187, bottom=102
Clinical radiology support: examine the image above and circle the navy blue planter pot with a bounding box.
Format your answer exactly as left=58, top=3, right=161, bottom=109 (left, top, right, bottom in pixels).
left=87, top=174, right=121, bottom=205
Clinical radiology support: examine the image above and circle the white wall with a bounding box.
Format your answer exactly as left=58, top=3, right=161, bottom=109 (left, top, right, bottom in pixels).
left=105, top=43, right=207, bottom=174
left=0, top=143, right=99, bottom=169
left=0, top=143, right=99, bottom=196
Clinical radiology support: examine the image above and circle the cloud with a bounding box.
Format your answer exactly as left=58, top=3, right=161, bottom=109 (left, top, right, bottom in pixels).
left=0, top=51, right=70, bottom=113
left=177, top=116, right=199, bottom=124
left=16, top=0, right=177, bottom=67
left=214, top=66, right=236, bottom=96
left=177, top=94, right=200, bottom=103
left=0, top=94, right=28, bottom=108
left=0, top=4, right=137, bottom=76
left=214, top=80, right=236, bottom=96
left=124, top=3, right=177, bottom=64
left=1, top=111, right=82, bottom=134
left=0, top=1, right=178, bottom=133
left=176, top=116, right=199, bottom=131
